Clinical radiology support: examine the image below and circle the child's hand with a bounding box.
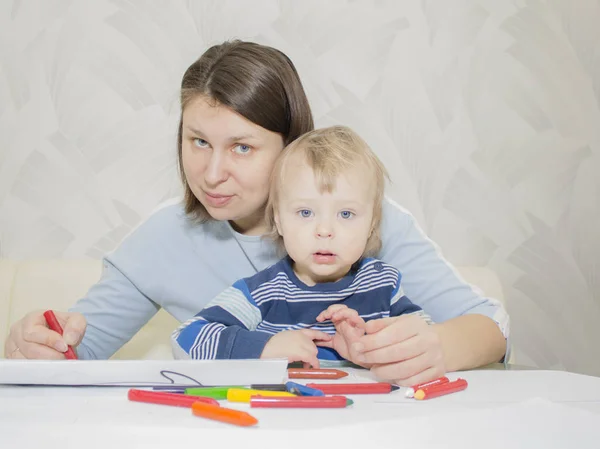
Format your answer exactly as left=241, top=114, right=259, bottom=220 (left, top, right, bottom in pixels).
left=316, top=305, right=368, bottom=365
left=260, top=329, right=332, bottom=369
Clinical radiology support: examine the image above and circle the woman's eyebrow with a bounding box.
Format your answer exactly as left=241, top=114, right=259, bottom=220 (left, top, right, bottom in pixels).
left=226, top=134, right=258, bottom=142
left=183, top=127, right=258, bottom=142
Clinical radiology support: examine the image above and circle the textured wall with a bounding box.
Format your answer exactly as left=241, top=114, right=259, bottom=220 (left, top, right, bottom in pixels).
left=1, top=0, right=599, bottom=374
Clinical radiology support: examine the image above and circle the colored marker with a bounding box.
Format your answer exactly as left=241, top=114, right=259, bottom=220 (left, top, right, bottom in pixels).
left=249, top=384, right=288, bottom=392
left=128, top=389, right=219, bottom=407
left=227, top=388, right=296, bottom=403
left=191, top=401, right=258, bottom=427
left=250, top=395, right=352, bottom=408
left=184, top=386, right=242, bottom=400
left=287, top=368, right=348, bottom=379
left=405, top=376, right=450, bottom=398
left=43, top=310, right=78, bottom=360
left=305, top=382, right=399, bottom=395
left=152, top=385, right=193, bottom=391
left=285, top=381, right=324, bottom=396
left=414, top=378, right=468, bottom=400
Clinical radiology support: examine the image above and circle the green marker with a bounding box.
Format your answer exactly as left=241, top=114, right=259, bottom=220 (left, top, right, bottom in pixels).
left=184, top=386, right=244, bottom=400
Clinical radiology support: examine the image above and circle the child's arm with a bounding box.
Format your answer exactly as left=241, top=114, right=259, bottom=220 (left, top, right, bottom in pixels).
left=171, top=280, right=270, bottom=359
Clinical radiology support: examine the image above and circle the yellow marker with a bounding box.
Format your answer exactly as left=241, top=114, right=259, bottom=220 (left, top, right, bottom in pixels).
left=227, top=388, right=296, bottom=403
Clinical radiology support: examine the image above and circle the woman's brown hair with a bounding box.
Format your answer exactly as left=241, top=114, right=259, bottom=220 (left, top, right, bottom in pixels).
left=177, top=40, right=314, bottom=221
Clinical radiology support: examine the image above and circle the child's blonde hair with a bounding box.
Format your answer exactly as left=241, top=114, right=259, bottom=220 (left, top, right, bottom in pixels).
left=265, top=125, right=389, bottom=256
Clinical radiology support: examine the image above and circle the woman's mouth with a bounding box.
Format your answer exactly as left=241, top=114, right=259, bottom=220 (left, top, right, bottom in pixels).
left=203, top=191, right=234, bottom=207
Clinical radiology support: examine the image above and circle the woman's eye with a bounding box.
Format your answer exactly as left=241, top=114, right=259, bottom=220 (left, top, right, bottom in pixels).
left=339, top=210, right=354, bottom=219
left=193, top=138, right=209, bottom=148
left=233, top=144, right=252, bottom=155
left=298, top=209, right=313, bottom=218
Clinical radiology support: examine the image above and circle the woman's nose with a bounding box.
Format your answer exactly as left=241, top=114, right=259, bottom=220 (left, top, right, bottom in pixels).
left=204, top=152, right=228, bottom=185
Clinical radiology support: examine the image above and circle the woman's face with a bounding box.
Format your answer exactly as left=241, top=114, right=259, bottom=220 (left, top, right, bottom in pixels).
left=181, top=96, right=284, bottom=235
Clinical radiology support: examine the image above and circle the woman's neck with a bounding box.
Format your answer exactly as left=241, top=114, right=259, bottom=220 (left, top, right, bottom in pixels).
left=230, top=212, right=267, bottom=236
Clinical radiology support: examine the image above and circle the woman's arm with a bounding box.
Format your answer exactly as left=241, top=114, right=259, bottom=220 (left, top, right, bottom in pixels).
left=69, top=258, right=161, bottom=359
left=434, top=314, right=507, bottom=371
left=362, top=198, right=510, bottom=383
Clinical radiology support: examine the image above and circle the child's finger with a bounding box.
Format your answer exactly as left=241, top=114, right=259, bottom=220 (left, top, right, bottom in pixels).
left=315, top=338, right=334, bottom=349
left=331, top=308, right=361, bottom=324
left=300, top=329, right=332, bottom=341
left=348, top=314, right=366, bottom=329
left=318, top=304, right=350, bottom=322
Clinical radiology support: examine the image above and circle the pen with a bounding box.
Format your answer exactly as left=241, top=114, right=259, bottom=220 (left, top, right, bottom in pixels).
left=305, top=382, right=400, bottom=395
left=191, top=401, right=258, bottom=427
left=250, top=395, right=352, bottom=408
left=287, top=368, right=348, bottom=379
left=43, top=310, right=78, bottom=360
left=226, top=388, right=296, bottom=403
left=405, top=376, right=450, bottom=398
left=285, top=381, right=324, bottom=396
left=249, top=384, right=288, bottom=392
left=128, top=389, right=220, bottom=407
left=413, top=378, right=468, bottom=400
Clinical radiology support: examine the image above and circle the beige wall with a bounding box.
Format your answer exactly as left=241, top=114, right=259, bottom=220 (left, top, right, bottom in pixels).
left=1, top=0, right=599, bottom=375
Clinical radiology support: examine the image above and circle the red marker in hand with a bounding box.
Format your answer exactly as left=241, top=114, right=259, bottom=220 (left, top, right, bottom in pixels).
left=43, top=310, right=78, bottom=360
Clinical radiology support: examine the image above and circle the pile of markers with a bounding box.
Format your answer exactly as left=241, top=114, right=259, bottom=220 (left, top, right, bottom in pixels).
left=405, top=376, right=468, bottom=400
left=127, top=368, right=468, bottom=427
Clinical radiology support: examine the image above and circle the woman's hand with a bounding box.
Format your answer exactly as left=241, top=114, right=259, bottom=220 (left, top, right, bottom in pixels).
left=260, top=329, right=332, bottom=368
left=351, top=314, right=446, bottom=386
left=4, top=310, right=87, bottom=359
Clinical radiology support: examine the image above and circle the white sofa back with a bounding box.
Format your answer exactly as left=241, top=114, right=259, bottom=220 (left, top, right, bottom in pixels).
left=0, top=259, right=504, bottom=360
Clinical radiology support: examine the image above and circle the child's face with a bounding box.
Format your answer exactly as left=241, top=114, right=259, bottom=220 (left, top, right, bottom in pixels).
left=275, top=155, right=375, bottom=286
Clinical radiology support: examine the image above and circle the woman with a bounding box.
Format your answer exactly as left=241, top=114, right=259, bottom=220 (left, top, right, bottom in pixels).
left=4, top=40, right=508, bottom=386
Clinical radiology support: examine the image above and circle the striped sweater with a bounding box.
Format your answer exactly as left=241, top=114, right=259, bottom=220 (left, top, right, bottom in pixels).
left=172, top=256, right=427, bottom=361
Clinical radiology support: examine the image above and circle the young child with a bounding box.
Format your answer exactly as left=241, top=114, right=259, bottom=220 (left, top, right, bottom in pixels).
left=171, top=126, right=430, bottom=367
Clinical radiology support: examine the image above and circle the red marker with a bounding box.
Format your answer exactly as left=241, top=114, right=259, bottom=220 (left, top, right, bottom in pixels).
left=287, top=368, right=348, bottom=380
left=43, top=310, right=78, bottom=360
left=305, top=382, right=399, bottom=394
left=128, top=389, right=220, bottom=407
left=250, top=395, right=352, bottom=408
left=405, top=376, right=450, bottom=398
left=414, top=378, right=468, bottom=400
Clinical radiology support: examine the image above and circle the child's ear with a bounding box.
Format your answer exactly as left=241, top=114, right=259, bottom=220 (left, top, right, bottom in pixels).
left=274, top=212, right=283, bottom=236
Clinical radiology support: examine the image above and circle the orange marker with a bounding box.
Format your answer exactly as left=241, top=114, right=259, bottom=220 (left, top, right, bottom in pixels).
left=191, top=401, right=258, bottom=427
left=287, top=368, right=348, bottom=380
left=405, top=376, right=450, bottom=398
left=414, top=378, right=468, bottom=400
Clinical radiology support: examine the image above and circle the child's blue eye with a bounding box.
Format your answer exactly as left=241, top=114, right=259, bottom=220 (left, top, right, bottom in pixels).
left=340, top=211, right=354, bottom=219
left=298, top=209, right=313, bottom=218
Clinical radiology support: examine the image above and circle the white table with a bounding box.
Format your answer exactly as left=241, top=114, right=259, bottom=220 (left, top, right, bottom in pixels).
left=1, top=368, right=599, bottom=448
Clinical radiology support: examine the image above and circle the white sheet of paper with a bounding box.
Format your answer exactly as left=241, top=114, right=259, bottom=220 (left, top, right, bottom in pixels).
left=0, top=359, right=288, bottom=386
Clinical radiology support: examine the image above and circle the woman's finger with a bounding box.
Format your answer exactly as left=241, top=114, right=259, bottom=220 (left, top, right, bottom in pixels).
left=58, top=312, right=87, bottom=346
left=356, top=315, right=423, bottom=353
left=372, top=360, right=444, bottom=387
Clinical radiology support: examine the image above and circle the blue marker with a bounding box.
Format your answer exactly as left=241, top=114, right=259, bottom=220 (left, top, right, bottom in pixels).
left=285, top=381, right=325, bottom=396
